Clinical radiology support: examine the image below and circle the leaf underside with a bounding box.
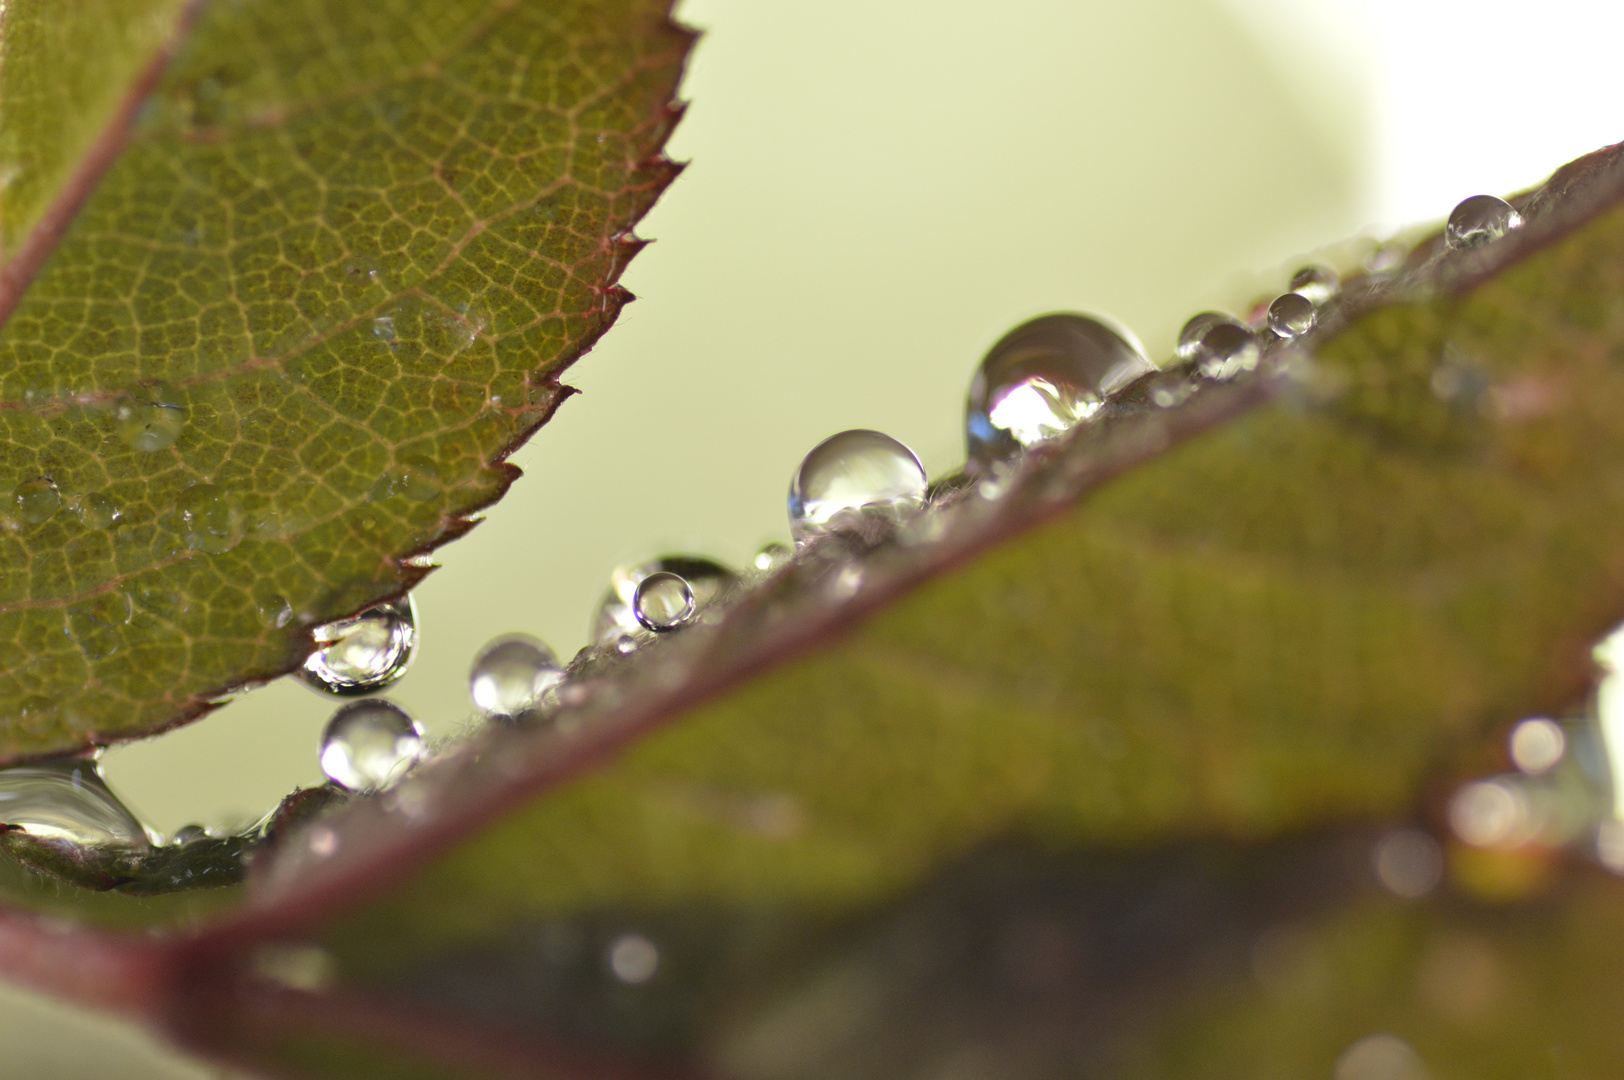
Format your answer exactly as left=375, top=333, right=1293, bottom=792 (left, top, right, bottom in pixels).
left=3, top=15, right=1624, bottom=1078
left=0, top=0, right=689, bottom=759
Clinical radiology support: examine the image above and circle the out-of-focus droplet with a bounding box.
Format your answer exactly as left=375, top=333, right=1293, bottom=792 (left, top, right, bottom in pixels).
left=614, top=634, right=638, bottom=655
left=176, top=483, right=244, bottom=553
left=1192, top=320, right=1259, bottom=381
left=114, top=386, right=187, bottom=452
left=754, top=542, right=791, bottom=573
left=1335, top=1034, right=1427, bottom=1080
left=301, top=595, right=417, bottom=696
left=12, top=477, right=60, bottom=525
left=1446, top=194, right=1523, bottom=250
left=633, top=571, right=695, bottom=632
left=592, top=556, right=738, bottom=644
left=1267, top=293, right=1316, bottom=339
left=1509, top=717, right=1565, bottom=775
left=1372, top=828, right=1443, bottom=899
left=255, top=591, right=293, bottom=629
left=0, top=759, right=150, bottom=846
left=608, top=933, right=659, bottom=984
left=966, top=313, right=1152, bottom=467
left=319, top=699, right=424, bottom=791
left=75, top=492, right=121, bottom=530
left=1287, top=264, right=1340, bottom=305
left=1366, top=240, right=1408, bottom=274
left=469, top=633, right=563, bottom=718
left=1176, top=312, right=1231, bottom=362
left=1449, top=778, right=1529, bottom=848
left=789, top=429, right=926, bottom=544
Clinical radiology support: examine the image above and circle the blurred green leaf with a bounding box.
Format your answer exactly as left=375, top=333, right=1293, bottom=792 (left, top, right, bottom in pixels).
left=0, top=0, right=688, bottom=759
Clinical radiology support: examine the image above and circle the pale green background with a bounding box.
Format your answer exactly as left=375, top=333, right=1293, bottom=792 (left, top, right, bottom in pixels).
left=17, top=0, right=1622, bottom=1072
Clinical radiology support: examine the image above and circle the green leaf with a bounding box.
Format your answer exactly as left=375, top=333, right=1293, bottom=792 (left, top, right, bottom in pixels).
left=83, top=145, right=1614, bottom=1077
left=0, top=0, right=689, bottom=759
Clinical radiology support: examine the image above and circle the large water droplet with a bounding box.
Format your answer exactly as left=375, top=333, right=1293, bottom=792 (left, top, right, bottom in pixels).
left=301, top=595, right=417, bottom=696
left=319, top=699, right=424, bottom=791
left=114, top=386, right=187, bottom=452
left=75, top=491, right=121, bottom=530
left=176, top=483, right=244, bottom=553
left=1287, top=264, right=1339, bottom=305
left=1267, top=293, right=1316, bottom=339
left=12, top=476, right=60, bottom=525
left=0, top=759, right=150, bottom=846
left=788, top=429, right=927, bottom=544
left=633, top=571, right=695, bottom=632
left=469, top=634, right=564, bottom=718
left=592, top=556, right=738, bottom=644
left=1446, top=194, right=1523, bottom=250
left=966, top=313, right=1152, bottom=467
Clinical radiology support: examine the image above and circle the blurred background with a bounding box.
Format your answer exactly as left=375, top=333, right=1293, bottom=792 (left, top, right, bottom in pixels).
left=14, top=0, right=1623, bottom=1072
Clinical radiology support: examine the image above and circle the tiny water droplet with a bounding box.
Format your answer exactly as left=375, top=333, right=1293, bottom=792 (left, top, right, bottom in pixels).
left=614, top=634, right=638, bottom=654
left=319, top=699, right=424, bottom=791
left=1445, top=194, right=1523, bottom=250
left=255, top=590, right=293, bottom=629
left=176, top=483, right=244, bottom=553
left=633, top=571, right=695, bottom=632
left=788, top=429, right=926, bottom=545
left=1267, top=293, right=1316, bottom=339
left=171, top=824, right=208, bottom=844
left=75, top=492, right=121, bottom=530
left=372, top=454, right=443, bottom=502
left=1366, top=240, right=1408, bottom=274
left=1287, top=264, right=1339, bottom=305
left=592, top=556, right=738, bottom=643
left=0, top=759, right=150, bottom=846
left=301, top=595, right=417, bottom=696
left=80, top=590, right=134, bottom=627
left=114, top=385, right=187, bottom=451
left=12, top=477, right=60, bottom=524
left=373, top=315, right=396, bottom=343
left=966, top=313, right=1152, bottom=467
left=469, top=633, right=564, bottom=718
left=754, top=542, right=791, bottom=573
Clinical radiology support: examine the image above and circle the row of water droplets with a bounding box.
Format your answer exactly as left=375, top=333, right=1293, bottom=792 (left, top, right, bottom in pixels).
left=0, top=193, right=1535, bottom=866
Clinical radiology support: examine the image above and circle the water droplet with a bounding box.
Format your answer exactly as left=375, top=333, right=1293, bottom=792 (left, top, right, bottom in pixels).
left=1509, top=717, right=1565, bottom=775
left=1366, top=240, right=1408, bottom=274
left=176, top=483, right=244, bottom=553
left=371, top=454, right=443, bottom=502
left=592, top=556, right=738, bottom=644
left=1287, top=264, right=1339, bottom=305
left=1267, top=292, right=1316, bottom=339
left=1449, top=778, right=1530, bottom=847
left=1180, top=315, right=1259, bottom=381
left=788, top=429, right=927, bottom=545
left=80, top=590, right=133, bottom=627
left=1446, top=194, right=1523, bottom=250
left=633, top=571, right=695, bottom=632
left=74, top=492, right=121, bottom=530
left=469, top=634, right=564, bottom=718
left=373, top=315, right=396, bottom=343
left=301, top=595, right=417, bottom=696
left=12, top=477, right=60, bottom=524
left=255, top=590, right=293, bottom=629
left=754, top=542, right=791, bottom=573
left=966, top=313, right=1152, bottom=467
left=0, top=759, right=150, bottom=846
left=114, top=385, right=187, bottom=452
left=171, top=824, right=208, bottom=844
left=1175, top=312, right=1234, bottom=361
left=607, top=933, right=659, bottom=984
left=1372, top=828, right=1442, bottom=899
left=319, top=699, right=424, bottom=791
left=614, top=634, right=638, bottom=655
